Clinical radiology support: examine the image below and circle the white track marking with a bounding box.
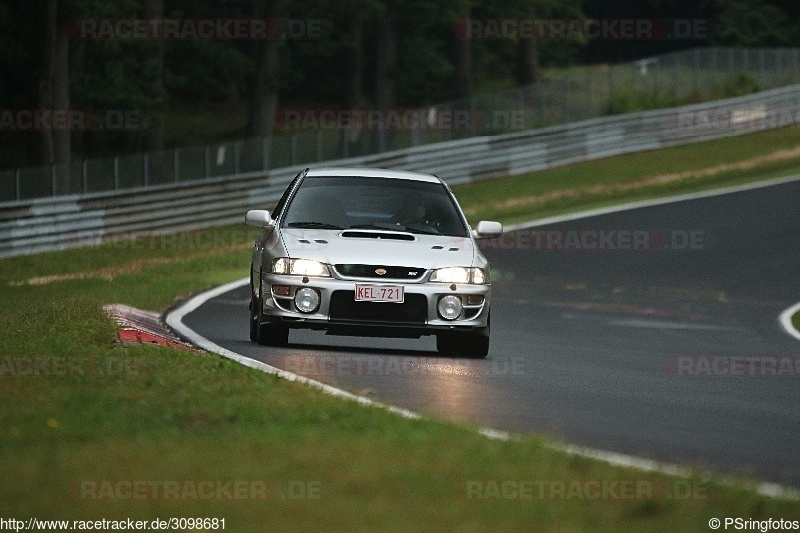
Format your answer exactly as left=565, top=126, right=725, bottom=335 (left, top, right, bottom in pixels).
left=779, top=301, right=800, bottom=341
left=165, top=175, right=800, bottom=500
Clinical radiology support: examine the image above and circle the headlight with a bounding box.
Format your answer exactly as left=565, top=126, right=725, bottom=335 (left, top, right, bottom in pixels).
left=430, top=267, right=488, bottom=284
left=272, top=258, right=331, bottom=277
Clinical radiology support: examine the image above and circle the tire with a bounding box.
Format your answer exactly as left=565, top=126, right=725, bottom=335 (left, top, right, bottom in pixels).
left=436, top=333, right=458, bottom=355
left=249, top=287, right=259, bottom=342
left=436, top=332, right=489, bottom=359
left=251, top=270, right=289, bottom=347
left=256, top=321, right=289, bottom=347
left=461, top=333, right=490, bottom=358
left=249, top=273, right=261, bottom=342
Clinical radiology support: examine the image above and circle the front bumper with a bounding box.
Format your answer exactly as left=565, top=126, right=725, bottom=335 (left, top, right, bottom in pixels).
left=257, top=273, right=490, bottom=338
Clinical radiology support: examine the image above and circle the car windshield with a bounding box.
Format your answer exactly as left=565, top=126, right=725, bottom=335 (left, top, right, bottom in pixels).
left=281, top=176, right=469, bottom=237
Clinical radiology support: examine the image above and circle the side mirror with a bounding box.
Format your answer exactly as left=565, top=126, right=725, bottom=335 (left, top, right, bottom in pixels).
left=245, top=209, right=273, bottom=228
left=473, top=220, right=503, bottom=239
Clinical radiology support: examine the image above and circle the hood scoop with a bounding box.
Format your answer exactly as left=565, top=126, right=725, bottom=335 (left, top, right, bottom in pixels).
left=340, top=230, right=415, bottom=241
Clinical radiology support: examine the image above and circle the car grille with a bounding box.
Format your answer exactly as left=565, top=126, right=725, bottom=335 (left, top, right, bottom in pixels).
left=334, top=264, right=426, bottom=280
left=329, top=291, right=427, bottom=324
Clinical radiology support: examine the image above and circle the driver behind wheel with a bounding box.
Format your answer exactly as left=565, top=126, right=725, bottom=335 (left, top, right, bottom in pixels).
left=394, top=192, right=427, bottom=225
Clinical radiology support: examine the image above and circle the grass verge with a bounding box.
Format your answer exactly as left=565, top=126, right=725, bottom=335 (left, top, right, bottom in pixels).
left=3, top=126, right=800, bottom=531
left=454, top=126, right=800, bottom=225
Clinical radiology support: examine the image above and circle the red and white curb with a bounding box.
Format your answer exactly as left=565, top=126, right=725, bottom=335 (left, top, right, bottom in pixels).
left=165, top=279, right=799, bottom=501
left=163, top=175, right=800, bottom=501
left=104, top=303, right=193, bottom=350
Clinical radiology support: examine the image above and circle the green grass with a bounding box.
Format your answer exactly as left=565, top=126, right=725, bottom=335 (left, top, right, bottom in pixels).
left=454, top=126, right=800, bottom=225
left=3, top=126, right=800, bottom=531
left=793, top=312, right=800, bottom=335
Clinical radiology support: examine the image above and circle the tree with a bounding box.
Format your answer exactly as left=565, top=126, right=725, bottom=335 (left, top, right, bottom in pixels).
left=451, top=1, right=472, bottom=98
left=39, top=0, right=71, bottom=194
left=709, top=0, right=795, bottom=46
left=143, top=0, right=165, bottom=153
left=247, top=0, right=288, bottom=140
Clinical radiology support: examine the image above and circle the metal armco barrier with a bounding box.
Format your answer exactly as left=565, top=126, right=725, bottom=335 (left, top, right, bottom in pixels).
left=2, top=83, right=800, bottom=258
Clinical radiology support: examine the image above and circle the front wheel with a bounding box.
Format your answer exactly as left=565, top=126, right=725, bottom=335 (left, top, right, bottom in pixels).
left=436, top=332, right=489, bottom=358
left=250, top=272, right=289, bottom=347
left=256, top=321, right=289, bottom=347
left=249, top=289, right=259, bottom=342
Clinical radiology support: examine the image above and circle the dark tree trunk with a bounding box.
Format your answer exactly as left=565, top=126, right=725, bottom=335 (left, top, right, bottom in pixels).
left=143, top=0, right=165, bottom=154
left=38, top=0, right=57, bottom=194
left=374, top=15, right=397, bottom=151
left=341, top=18, right=364, bottom=155
left=452, top=7, right=472, bottom=98
left=518, top=31, right=540, bottom=86
left=247, top=0, right=287, bottom=170
left=39, top=0, right=71, bottom=195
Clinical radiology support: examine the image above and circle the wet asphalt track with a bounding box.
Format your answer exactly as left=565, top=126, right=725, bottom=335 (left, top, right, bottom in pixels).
left=181, top=178, right=800, bottom=486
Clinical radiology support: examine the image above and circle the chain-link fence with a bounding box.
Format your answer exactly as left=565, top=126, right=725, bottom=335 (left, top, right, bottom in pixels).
left=3, top=47, right=800, bottom=203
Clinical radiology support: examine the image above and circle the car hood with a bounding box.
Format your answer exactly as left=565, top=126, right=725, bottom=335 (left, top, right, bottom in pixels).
left=280, top=228, right=477, bottom=269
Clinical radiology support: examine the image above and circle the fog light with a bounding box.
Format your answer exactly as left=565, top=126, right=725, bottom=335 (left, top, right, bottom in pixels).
left=294, top=288, right=320, bottom=313
left=438, top=295, right=462, bottom=320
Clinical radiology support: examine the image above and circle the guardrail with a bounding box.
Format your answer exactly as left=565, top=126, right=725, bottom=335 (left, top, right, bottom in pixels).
left=2, top=83, right=799, bottom=258
left=6, top=47, right=800, bottom=203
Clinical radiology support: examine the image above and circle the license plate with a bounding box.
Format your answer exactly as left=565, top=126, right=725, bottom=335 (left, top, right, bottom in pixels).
left=354, top=284, right=404, bottom=303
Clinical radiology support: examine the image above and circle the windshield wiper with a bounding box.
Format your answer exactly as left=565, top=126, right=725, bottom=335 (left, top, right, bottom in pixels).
left=348, top=222, right=441, bottom=235
left=405, top=227, right=440, bottom=235
left=287, top=221, right=343, bottom=229
left=347, top=223, right=403, bottom=231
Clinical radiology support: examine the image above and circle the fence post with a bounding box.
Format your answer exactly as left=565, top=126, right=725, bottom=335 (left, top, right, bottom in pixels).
left=113, top=156, right=120, bottom=190
left=728, top=48, right=734, bottom=76
left=15, top=168, right=20, bottom=201
left=712, top=48, right=717, bottom=81
left=143, top=152, right=149, bottom=187
left=174, top=148, right=179, bottom=182
left=609, top=66, right=615, bottom=107
left=795, top=49, right=799, bottom=78
left=204, top=145, right=211, bottom=178
left=234, top=142, right=241, bottom=175
left=587, top=71, right=593, bottom=118
left=82, top=160, right=88, bottom=193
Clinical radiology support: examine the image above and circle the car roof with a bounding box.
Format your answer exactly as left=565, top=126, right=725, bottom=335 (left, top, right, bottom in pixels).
left=304, top=167, right=441, bottom=183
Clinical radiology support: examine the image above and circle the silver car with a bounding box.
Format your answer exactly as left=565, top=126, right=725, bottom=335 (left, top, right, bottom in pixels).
left=245, top=167, right=502, bottom=357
